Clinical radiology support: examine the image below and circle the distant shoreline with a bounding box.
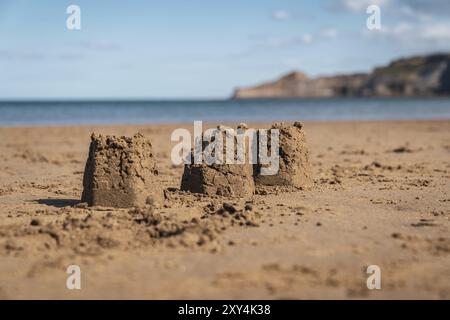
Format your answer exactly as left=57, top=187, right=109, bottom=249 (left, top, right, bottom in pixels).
left=2, top=96, right=450, bottom=104
left=1, top=98, right=449, bottom=127
left=0, top=97, right=450, bottom=126
left=233, top=53, right=450, bottom=99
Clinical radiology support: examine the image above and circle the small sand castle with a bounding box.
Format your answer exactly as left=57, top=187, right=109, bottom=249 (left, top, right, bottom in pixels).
left=254, top=121, right=311, bottom=188
left=181, top=125, right=255, bottom=197
left=81, top=133, right=163, bottom=208
left=181, top=162, right=255, bottom=197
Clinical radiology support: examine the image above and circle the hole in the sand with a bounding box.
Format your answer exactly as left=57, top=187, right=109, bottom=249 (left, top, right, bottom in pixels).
left=36, top=199, right=80, bottom=208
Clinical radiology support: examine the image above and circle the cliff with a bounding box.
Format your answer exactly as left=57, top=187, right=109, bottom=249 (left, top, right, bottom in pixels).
left=232, top=53, right=450, bottom=99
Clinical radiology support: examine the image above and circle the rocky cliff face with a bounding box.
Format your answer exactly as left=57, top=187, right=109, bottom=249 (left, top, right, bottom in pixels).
left=232, top=54, right=450, bottom=99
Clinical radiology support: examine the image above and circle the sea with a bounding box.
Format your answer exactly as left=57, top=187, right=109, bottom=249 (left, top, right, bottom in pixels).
left=0, top=98, right=450, bottom=126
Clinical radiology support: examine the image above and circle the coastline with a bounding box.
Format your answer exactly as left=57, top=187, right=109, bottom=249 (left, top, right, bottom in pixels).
left=1, top=98, right=450, bottom=127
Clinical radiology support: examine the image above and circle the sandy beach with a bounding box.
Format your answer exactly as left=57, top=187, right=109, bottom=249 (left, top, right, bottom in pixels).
left=0, top=120, right=449, bottom=299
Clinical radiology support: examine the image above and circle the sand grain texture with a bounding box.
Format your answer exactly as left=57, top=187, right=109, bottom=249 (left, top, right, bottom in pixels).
left=81, top=133, right=163, bottom=208
left=0, top=120, right=449, bottom=299
left=254, top=121, right=311, bottom=188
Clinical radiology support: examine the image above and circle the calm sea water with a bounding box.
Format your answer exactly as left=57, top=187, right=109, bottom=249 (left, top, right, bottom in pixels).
left=1, top=98, right=450, bottom=126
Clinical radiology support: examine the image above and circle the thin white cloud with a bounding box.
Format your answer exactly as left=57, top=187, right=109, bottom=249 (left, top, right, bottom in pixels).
left=333, top=0, right=389, bottom=12
left=0, top=49, right=85, bottom=62
left=418, top=23, right=450, bottom=42
left=0, top=49, right=45, bottom=61
left=397, top=5, right=432, bottom=21
left=397, top=0, right=450, bottom=16
left=267, top=34, right=313, bottom=47
left=301, top=34, right=313, bottom=44
left=272, top=10, right=290, bottom=20
left=332, top=0, right=450, bottom=18
left=321, top=28, right=338, bottom=38
left=366, top=21, right=450, bottom=47
left=80, top=41, right=122, bottom=52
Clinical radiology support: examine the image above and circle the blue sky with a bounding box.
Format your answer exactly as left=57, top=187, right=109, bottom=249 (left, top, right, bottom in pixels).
left=1, top=0, right=450, bottom=99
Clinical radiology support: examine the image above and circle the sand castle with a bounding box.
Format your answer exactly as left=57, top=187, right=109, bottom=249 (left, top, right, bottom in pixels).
left=180, top=121, right=311, bottom=196
left=81, top=133, right=163, bottom=208
left=254, top=121, right=311, bottom=188
left=181, top=162, right=255, bottom=197
left=180, top=125, right=255, bottom=197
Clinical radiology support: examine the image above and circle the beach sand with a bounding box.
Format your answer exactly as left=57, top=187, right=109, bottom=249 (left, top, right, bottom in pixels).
left=0, top=120, right=449, bottom=299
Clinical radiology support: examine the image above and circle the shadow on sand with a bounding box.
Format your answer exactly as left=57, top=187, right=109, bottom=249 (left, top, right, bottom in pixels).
left=36, top=198, right=80, bottom=208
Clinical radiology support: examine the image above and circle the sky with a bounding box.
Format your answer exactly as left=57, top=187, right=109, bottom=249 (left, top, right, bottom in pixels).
left=1, top=0, right=450, bottom=99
